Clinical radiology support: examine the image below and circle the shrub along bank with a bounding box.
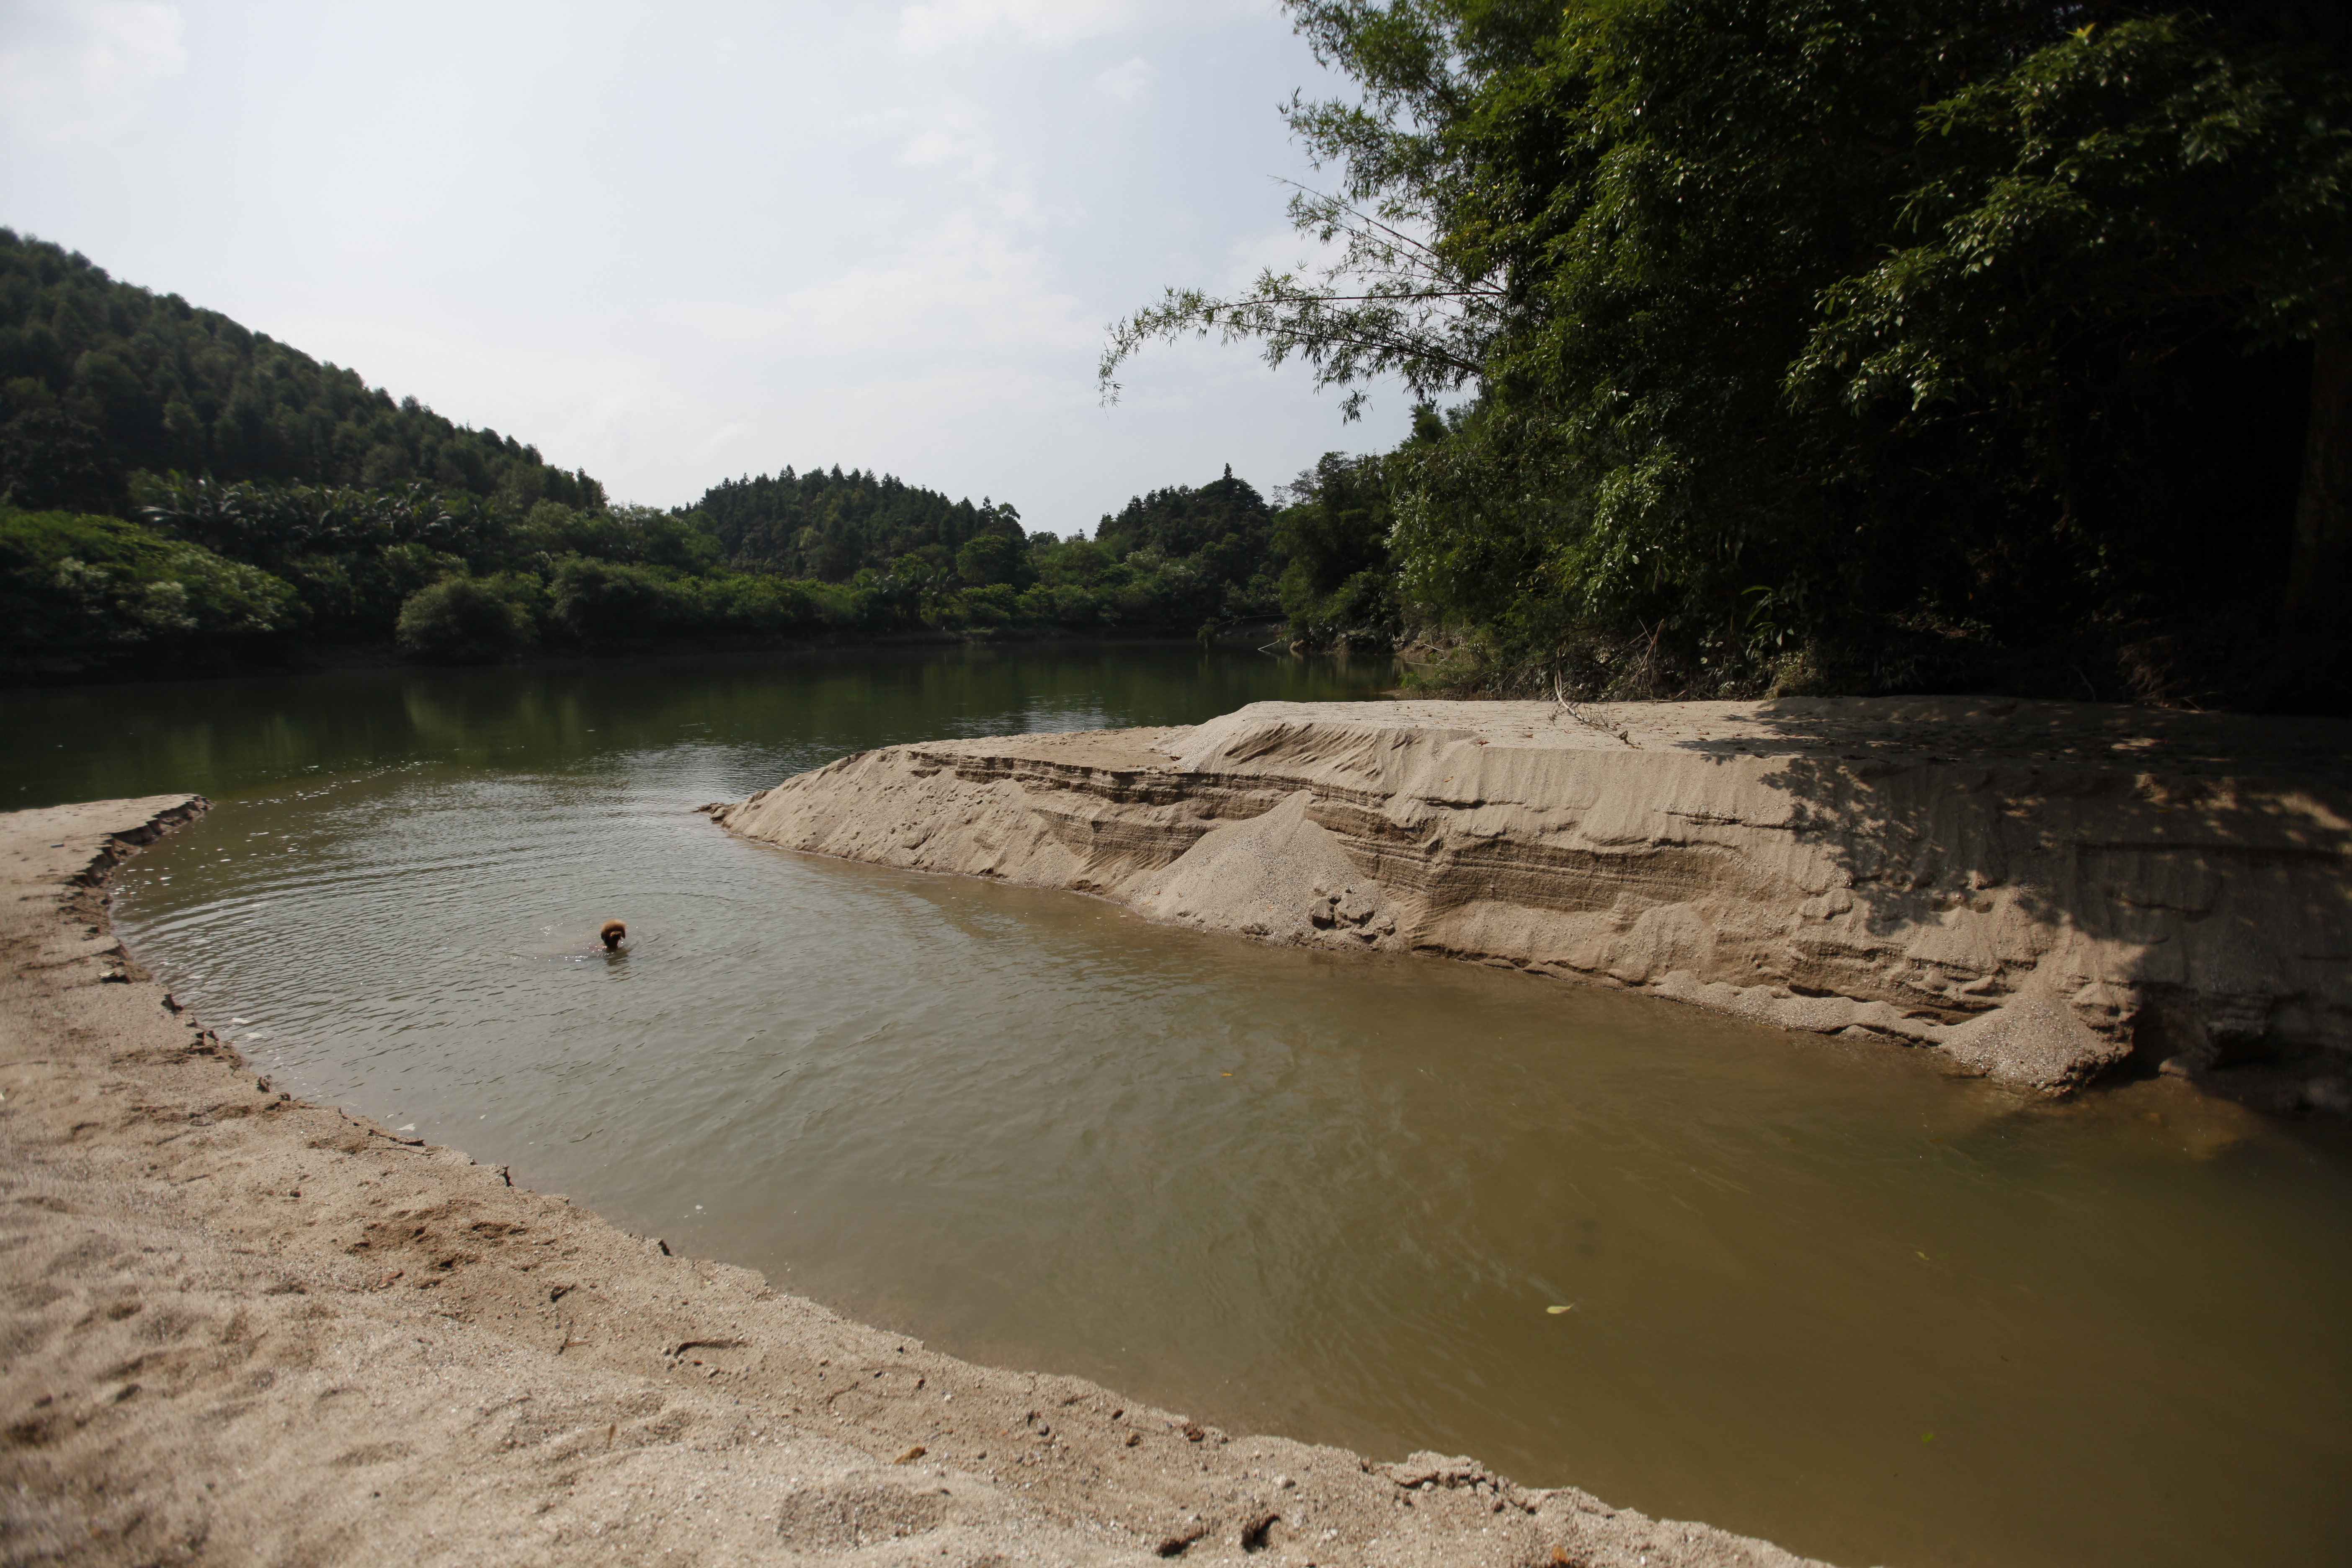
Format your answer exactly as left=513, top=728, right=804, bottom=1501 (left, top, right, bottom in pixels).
left=2, top=456, right=1413, bottom=675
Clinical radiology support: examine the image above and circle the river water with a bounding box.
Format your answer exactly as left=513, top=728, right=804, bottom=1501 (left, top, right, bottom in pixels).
left=11, top=644, right=2349, bottom=1568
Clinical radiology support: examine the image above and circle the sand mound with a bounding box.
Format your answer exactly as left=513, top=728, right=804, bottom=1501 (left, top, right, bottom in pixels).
left=715, top=696, right=2352, bottom=1105
left=1130, top=791, right=1401, bottom=947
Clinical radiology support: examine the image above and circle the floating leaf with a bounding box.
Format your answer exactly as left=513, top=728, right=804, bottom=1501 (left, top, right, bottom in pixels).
left=1546, top=1304, right=1575, bottom=1315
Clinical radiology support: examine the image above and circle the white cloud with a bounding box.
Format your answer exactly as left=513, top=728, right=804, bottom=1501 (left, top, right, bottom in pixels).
left=847, top=94, right=1062, bottom=230
left=0, top=0, right=185, bottom=144
left=667, top=205, right=1094, bottom=365
left=691, top=422, right=749, bottom=462
left=896, top=0, right=1258, bottom=53
left=1086, top=56, right=1152, bottom=104
left=1217, top=219, right=1350, bottom=292
left=899, top=0, right=1137, bottom=52
left=895, top=97, right=996, bottom=175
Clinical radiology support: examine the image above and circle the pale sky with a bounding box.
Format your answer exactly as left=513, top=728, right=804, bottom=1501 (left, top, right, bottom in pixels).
left=0, top=0, right=1413, bottom=535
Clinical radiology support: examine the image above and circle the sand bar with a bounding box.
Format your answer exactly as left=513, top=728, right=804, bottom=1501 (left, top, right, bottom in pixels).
left=714, top=696, right=2352, bottom=1106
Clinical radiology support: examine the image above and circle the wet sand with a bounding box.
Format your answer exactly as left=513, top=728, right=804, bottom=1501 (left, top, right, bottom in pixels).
left=0, top=794, right=1827, bottom=1568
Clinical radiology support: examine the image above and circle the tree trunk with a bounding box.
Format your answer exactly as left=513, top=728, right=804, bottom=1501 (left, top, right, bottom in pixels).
left=2272, top=327, right=2352, bottom=704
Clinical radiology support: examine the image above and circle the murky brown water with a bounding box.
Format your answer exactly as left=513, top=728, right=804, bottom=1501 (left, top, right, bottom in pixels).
left=14, top=646, right=2349, bottom=1568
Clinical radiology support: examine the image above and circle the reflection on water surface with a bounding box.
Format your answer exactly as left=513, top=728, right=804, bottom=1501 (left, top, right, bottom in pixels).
left=10, top=645, right=2348, bottom=1568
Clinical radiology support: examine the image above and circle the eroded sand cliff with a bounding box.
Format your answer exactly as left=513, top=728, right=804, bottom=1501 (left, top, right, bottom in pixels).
left=3, top=796, right=1828, bottom=1568
left=714, top=696, right=2352, bottom=1104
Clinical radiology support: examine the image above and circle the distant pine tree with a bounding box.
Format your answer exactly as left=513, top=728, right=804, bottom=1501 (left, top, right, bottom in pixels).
left=1095, top=469, right=1272, bottom=564
left=694, top=468, right=1024, bottom=581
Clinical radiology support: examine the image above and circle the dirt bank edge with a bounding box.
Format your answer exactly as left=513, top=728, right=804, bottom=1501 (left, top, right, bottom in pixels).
left=712, top=696, right=2352, bottom=1108
left=0, top=794, right=1831, bottom=1568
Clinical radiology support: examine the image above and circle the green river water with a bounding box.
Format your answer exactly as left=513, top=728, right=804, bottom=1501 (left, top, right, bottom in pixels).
left=8, top=643, right=2347, bottom=1568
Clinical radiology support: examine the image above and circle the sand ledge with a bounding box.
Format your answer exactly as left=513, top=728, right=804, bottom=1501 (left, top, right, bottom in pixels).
left=714, top=696, right=2352, bottom=1107
left=2, top=793, right=1828, bottom=1567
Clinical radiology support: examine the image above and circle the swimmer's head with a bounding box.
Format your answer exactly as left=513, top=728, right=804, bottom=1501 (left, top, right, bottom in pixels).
left=600, top=918, right=627, bottom=951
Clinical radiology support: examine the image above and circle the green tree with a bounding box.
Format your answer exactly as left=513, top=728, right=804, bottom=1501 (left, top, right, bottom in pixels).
left=395, top=577, right=538, bottom=664
left=0, top=230, right=604, bottom=511
left=1, top=507, right=300, bottom=670
left=547, top=558, right=681, bottom=646
left=1274, top=451, right=1399, bottom=635
left=1096, top=467, right=1274, bottom=564
left=694, top=467, right=1024, bottom=580
left=955, top=531, right=1033, bottom=587
left=1105, top=0, right=2351, bottom=707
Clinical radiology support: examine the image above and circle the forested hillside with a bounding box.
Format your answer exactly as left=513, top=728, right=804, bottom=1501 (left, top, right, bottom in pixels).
left=694, top=468, right=1025, bottom=580
left=0, top=230, right=1369, bottom=677
left=0, top=231, right=601, bottom=516
left=0, top=227, right=1404, bottom=680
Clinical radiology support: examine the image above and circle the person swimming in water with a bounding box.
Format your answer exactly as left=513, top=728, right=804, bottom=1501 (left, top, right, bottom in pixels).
left=600, top=918, right=627, bottom=952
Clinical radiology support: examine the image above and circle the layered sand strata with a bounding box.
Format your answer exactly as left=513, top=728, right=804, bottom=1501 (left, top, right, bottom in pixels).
left=2, top=795, right=1827, bottom=1567
left=714, top=696, right=2352, bottom=1102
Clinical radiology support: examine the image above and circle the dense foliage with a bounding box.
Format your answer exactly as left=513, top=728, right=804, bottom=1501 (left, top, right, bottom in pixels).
left=0, top=507, right=301, bottom=673
left=0, top=227, right=1425, bottom=676
left=878, top=469, right=1302, bottom=640
left=1, top=484, right=864, bottom=672
left=695, top=467, right=1027, bottom=580
left=1269, top=406, right=1453, bottom=637
left=692, top=466, right=1328, bottom=637
left=0, top=231, right=603, bottom=516
left=1072, top=467, right=1284, bottom=633
left=1, top=457, right=1375, bottom=673
left=1109, top=0, right=2349, bottom=709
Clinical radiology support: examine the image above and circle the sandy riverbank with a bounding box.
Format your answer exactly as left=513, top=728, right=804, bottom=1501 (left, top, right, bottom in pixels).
left=0, top=794, right=1828, bottom=1568
left=713, top=696, right=2352, bottom=1107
